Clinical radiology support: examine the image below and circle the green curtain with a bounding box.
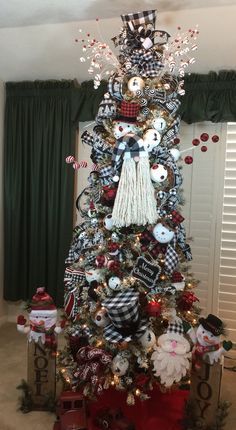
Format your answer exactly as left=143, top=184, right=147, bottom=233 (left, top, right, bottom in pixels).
left=4, top=80, right=76, bottom=306
left=71, top=71, right=236, bottom=123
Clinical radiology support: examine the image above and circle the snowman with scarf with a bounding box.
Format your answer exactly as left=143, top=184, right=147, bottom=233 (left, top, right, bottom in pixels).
left=17, top=287, right=64, bottom=351
left=192, top=313, right=233, bottom=369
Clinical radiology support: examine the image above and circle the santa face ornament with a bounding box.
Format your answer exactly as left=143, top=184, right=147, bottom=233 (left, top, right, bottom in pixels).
left=150, top=164, right=168, bottom=183
left=153, top=223, right=175, bottom=243
left=29, top=309, right=58, bottom=330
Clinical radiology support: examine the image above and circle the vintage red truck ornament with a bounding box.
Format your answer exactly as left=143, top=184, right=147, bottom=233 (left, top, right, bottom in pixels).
left=53, top=391, right=87, bottom=430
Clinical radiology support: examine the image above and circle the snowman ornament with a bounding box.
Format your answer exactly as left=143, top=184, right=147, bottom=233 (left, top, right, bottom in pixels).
left=112, top=353, right=130, bottom=376
left=150, top=164, right=168, bottom=183
left=17, top=287, right=63, bottom=350
left=153, top=223, right=175, bottom=244
left=108, top=276, right=122, bottom=291
left=192, top=314, right=233, bottom=368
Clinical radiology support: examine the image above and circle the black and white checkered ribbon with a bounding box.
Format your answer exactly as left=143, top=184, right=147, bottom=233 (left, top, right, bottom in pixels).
left=165, top=242, right=179, bottom=274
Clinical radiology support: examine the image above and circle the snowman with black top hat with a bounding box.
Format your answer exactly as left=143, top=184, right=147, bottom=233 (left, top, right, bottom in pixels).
left=192, top=313, right=233, bottom=369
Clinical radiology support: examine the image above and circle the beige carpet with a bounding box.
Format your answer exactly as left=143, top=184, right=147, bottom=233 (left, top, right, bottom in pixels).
left=0, top=323, right=236, bottom=430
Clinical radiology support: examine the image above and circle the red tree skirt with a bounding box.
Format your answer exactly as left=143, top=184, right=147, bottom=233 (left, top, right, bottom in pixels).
left=88, top=387, right=189, bottom=430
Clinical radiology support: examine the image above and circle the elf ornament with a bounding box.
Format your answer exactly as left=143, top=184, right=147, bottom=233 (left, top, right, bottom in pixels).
left=17, top=287, right=63, bottom=350
left=111, top=100, right=157, bottom=227
left=192, top=314, right=233, bottom=369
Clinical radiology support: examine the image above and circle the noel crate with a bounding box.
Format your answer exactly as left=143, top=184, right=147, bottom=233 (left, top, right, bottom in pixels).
left=27, top=340, right=56, bottom=410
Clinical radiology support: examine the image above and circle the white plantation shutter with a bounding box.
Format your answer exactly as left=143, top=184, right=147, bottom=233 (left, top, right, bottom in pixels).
left=218, top=123, right=236, bottom=343
left=180, top=122, right=227, bottom=316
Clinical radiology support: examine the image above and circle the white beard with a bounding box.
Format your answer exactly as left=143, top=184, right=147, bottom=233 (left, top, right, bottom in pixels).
left=151, top=334, right=191, bottom=387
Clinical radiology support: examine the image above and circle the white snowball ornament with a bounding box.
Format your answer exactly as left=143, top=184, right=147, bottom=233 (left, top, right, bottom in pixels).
left=85, top=268, right=102, bottom=283
left=113, top=121, right=137, bottom=139
left=152, top=117, right=167, bottom=133
left=143, top=129, right=161, bottom=152
left=150, top=164, right=168, bottom=183
left=127, top=76, right=145, bottom=92
left=103, top=214, right=114, bottom=230
left=169, top=148, right=181, bottom=161
left=112, top=354, right=129, bottom=376
left=108, top=276, right=122, bottom=291
left=139, top=329, right=156, bottom=349
left=153, top=223, right=175, bottom=243
left=94, top=308, right=110, bottom=327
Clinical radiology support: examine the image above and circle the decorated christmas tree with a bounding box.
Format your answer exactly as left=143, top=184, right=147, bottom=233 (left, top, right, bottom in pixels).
left=59, top=10, right=232, bottom=411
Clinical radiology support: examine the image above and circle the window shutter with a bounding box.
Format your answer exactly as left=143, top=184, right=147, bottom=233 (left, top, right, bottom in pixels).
left=218, top=122, right=236, bottom=342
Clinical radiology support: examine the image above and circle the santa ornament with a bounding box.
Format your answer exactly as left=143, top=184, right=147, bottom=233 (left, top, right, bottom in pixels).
left=17, top=287, right=64, bottom=351
left=111, top=100, right=157, bottom=227
left=151, top=320, right=191, bottom=387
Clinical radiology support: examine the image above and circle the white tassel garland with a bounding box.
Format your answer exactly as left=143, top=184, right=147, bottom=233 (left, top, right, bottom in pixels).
left=112, top=157, right=157, bottom=227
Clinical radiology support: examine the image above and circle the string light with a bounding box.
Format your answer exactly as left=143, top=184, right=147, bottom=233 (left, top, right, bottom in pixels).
left=135, top=388, right=141, bottom=396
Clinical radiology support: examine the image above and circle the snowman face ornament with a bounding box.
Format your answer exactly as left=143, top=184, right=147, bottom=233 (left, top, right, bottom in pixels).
left=85, top=268, right=102, bottom=283
left=139, top=329, right=156, bottom=349
left=127, top=76, right=145, bottom=92
left=143, top=129, right=161, bottom=152
left=94, top=308, right=110, bottom=327
left=196, top=324, right=220, bottom=347
left=153, top=223, right=175, bottom=244
left=152, top=117, right=167, bottom=133
left=113, top=121, right=137, bottom=139
left=108, top=276, right=122, bottom=291
left=112, top=354, right=129, bottom=376
left=103, top=214, right=114, bottom=230
left=150, top=164, right=168, bottom=183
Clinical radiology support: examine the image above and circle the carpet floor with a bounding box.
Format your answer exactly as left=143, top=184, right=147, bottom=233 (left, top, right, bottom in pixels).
left=0, top=323, right=235, bottom=430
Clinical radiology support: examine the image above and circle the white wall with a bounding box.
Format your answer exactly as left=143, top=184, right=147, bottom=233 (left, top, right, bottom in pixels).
left=0, top=4, right=235, bottom=82
left=0, top=81, right=6, bottom=324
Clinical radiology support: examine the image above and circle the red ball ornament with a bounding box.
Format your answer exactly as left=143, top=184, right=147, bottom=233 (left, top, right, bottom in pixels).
left=212, top=134, right=219, bottom=143
left=108, top=242, right=119, bottom=253
left=192, top=138, right=200, bottom=146
left=146, top=301, right=161, bottom=317
left=173, top=137, right=180, bottom=145
left=201, top=145, right=208, bottom=152
left=95, top=255, right=106, bottom=268
left=184, top=156, right=193, bottom=164
left=200, top=133, right=209, bottom=142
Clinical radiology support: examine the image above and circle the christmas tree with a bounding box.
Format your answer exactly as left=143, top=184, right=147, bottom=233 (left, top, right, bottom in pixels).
left=60, top=9, right=203, bottom=403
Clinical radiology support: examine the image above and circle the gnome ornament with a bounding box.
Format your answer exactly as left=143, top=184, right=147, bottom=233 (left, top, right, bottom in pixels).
left=112, top=100, right=157, bottom=227
left=17, top=287, right=63, bottom=350
left=192, top=314, right=233, bottom=368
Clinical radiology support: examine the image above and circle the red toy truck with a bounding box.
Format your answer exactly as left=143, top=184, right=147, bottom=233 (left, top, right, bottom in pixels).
left=53, top=391, right=87, bottom=430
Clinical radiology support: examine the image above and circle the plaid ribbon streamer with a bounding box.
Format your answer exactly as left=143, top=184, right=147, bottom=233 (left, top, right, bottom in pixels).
left=86, top=254, right=96, bottom=265
left=162, top=117, right=181, bottom=147
left=99, top=164, right=115, bottom=185
left=64, top=267, right=85, bottom=285
left=171, top=210, right=185, bottom=225
left=130, top=50, right=164, bottom=76
left=112, top=134, right=146, bottom=169
left=121, top=10, right=156, bottom=28
left=167, top=322, right=184, bottom=335
left=165, top=243, right=179, bottom=274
